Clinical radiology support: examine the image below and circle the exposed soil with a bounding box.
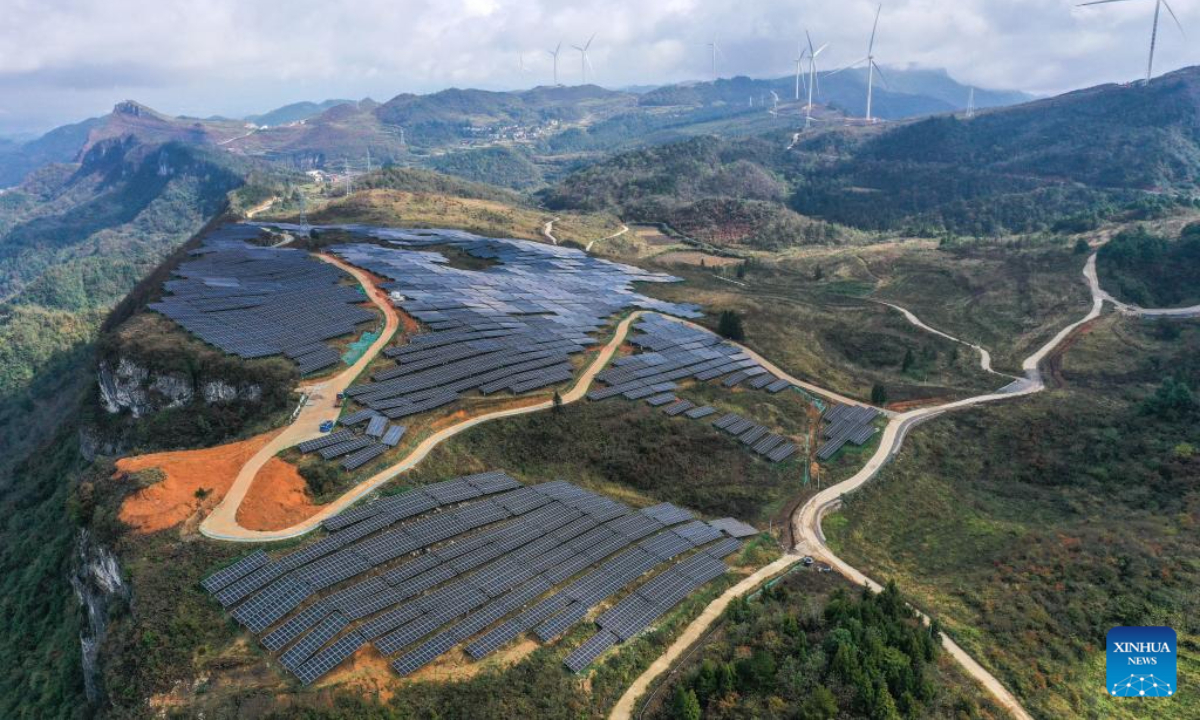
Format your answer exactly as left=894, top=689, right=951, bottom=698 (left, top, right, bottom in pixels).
left=236, top=457, right=323, bottom=531
left=116, top=431, right=280, bottom=534
left=1044, top=317, right=1100, bottom=389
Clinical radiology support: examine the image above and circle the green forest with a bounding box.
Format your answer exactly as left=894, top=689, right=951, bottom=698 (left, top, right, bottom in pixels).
left=1098, top=222, right=1200, bottom=308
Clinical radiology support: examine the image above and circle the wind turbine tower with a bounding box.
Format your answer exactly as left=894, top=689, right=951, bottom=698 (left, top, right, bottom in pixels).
left=547, top=41, right=563, bottom=85
left=865, top=5, right=883, bottom=123
left=707, top=35, right=722, bottom=81
left=966, top=87, right=976, bottom=119
left=794, top=44, right=810, bottom=100
left=1078, top=0, right=1185, bottom=85
left=804, top=31, right=829, bottom=129
left=572, top=34, right=596, bottom=84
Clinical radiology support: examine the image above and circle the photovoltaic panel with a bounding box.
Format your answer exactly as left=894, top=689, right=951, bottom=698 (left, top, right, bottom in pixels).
left=707, top=517, right=759, bottom=538
left=280, top=612, right=348, bottom=671
left=564, top=630, right=618, bottom=673
left=294, top=631, right=366, bottom=685
left=202, top=550, right=269, bottom=593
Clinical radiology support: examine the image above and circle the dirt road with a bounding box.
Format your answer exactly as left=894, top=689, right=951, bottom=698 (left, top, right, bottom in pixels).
left=586, top=224, right=629, bottom=252
left=199, top=253, right=399, bottom=540
left=199, top=310, right=649, bottom=541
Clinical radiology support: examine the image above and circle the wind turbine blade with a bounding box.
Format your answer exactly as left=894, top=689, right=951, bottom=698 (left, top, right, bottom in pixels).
left=872, top=61, right=890, bottom=89
left=814, top=43, right=830, bottom=58
left=556, top=41, right=562, bottom=54
left=806, top=30, right=816, bottom=54
left=584, top=33, right=595, bottom=50
left=869, top=4, right=882, bottom=54
left=1077, top=0, right=1136, bottom=6
left=1161, top=0, right=1186, bottom=35
left=828, top=58, right=868, bottom=77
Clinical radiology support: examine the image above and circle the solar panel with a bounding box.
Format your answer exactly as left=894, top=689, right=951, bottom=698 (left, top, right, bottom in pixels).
left=533, top=601, right=589, bottom=642
left=564, top=630, right=618, bottom=673
left=202, top=550, right=269, bottom=594
left=280, top=612, right=348, bottom=671
left=294, top=631, right=365, bottom=685
left=707, top=517, right=759, bottom=538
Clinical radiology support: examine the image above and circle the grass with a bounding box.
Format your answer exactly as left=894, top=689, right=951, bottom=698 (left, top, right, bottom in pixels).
left=823, top=314, right=1200, bottom=719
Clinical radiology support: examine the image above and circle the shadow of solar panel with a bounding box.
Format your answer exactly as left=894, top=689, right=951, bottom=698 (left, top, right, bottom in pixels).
left=294, top=631, right=365, bottom=685
left=564, top=630, right=618, bottom=673
left=202, top=550, right=269, bottom=594
left=280, top=612, right=348, bottom=671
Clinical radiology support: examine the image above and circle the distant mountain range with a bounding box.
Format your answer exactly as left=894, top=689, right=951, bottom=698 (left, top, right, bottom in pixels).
left=0, top=67, right=1028, bottom=187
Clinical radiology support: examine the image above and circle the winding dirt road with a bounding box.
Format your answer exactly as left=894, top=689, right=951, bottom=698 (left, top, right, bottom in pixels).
left=195, top=239, right=1173, bottom=718
left=612, top=254, right=1118, bottom=720
left=586, top=223, right=629, bottom=252
left=200, top=253, right=400, bottom=540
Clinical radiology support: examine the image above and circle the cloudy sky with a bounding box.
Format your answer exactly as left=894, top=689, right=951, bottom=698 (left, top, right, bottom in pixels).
left=1, top=0, right=1196, bottom=136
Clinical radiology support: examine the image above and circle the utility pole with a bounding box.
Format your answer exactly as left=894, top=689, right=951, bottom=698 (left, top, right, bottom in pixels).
left=366, top=147, right=372, bottom=174
left=343, top=158, right=351, bottom=196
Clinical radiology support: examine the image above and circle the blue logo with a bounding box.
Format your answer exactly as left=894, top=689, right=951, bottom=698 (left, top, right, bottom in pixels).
left=1107, top=626, right=1177, bottom=697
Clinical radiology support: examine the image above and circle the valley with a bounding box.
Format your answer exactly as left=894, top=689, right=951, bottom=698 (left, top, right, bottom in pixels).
left=2, top=37, right=1199, bottom=720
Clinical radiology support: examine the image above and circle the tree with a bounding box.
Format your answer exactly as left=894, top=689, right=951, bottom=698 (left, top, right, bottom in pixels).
left=717, top=310, right=745, bottom=342
left=799, top=686, right=838, bottom=720
left=1074, top=237, right=1091, bottom=254
left=870, top=383, right=888, bottom=405
left=673, top=686, right=701, bottom=720
left=552, top=390, right=563, bottom=413
left=736, top=261, right=747, bottom=279
left=901, top=347, right=915, bottom=373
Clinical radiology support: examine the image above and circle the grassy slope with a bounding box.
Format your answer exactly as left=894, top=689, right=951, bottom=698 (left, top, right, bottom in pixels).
left=824, top=314, right=1200, bottom=719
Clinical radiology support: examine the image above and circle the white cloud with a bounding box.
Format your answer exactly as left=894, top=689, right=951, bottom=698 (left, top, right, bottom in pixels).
left=0, top=0, right=1196, bottom=134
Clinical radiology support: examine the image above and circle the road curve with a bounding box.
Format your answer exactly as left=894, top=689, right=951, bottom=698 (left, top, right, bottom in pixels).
left=586, top=223, right=629, bottom=252
left=613, top=254, right=1117, bottom=720
left=542, top=217, right=559, bottom=245
left=200, top=310, right=651, bottom=541
left=200, top=253, right=401, bottom=540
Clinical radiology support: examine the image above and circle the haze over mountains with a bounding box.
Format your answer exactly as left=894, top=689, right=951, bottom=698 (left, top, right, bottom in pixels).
left=0, top=67, right=1026, bottom=188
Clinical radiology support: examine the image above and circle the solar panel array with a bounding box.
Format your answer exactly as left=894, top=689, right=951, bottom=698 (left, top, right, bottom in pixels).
left=816, top=404, right=881, bottom=460
left=587, top=315, right=774, bottom=402
left=203, top=472, right=753, bottom=684
left=244, top=224, right=701, bottom=421
left=149, top=225, right=376, bottom=374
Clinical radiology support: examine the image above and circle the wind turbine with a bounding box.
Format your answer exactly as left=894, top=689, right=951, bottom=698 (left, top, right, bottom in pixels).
left=1078, top=0, right=1185, bottom=85
left=831, top=4, right=887, bottom=122
left=572, top=34, right=596, bottom=85
left=804, top=31, right=830, bottom=129
left=793, top=44, right=810, bottom=100
left=547, top=41, right=563, bottom=85
left=707, top=35, right=723, bottom=82
left=966, top=87, right=976, bottom=119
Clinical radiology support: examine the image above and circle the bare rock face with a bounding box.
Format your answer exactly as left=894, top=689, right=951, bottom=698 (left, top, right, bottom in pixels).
left=70, top=529, right=128, bottom=704
left=98, top=357, right=261, bottom=418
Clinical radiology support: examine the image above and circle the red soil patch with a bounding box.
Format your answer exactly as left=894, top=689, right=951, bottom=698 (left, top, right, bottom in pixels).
left=116, top=431, right=279, bottom=534
left=236, top=457, right=323, bottom=531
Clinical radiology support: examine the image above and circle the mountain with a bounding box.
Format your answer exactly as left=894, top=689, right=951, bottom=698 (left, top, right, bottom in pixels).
left=0, top=116, right=103, bottom=187
left=244, top=99, right=355, bottom=127
left=550, top=66, right=1200, bottom=239
left=792, top=65, right=1200, bottom=232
